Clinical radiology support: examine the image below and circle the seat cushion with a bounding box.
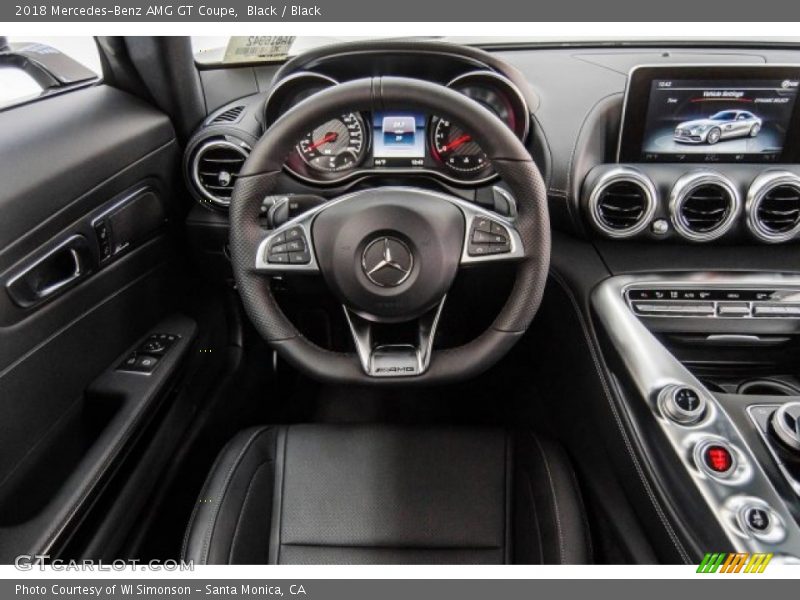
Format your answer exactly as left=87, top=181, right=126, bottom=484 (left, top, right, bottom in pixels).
left=182, top=424, right=590, bottom=564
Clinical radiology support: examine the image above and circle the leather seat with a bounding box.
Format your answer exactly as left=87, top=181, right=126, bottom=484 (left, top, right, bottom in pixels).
left=182, top=425, right=591, bottom=564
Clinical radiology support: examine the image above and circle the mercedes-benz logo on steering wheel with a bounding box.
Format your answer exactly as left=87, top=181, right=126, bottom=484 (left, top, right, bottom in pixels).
left=361, top=237, right=414, bottom=287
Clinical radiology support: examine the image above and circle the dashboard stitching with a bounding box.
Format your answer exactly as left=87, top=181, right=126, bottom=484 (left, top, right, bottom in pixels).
left=549, top=270, right=691, bottom=562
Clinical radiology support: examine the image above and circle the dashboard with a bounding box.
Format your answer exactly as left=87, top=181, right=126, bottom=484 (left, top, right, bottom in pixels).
left=184, top=42, right=800, bottom=253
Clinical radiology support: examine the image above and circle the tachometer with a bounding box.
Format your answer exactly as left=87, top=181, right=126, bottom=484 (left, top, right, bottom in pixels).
left=297, top=113, right=366, bottom=173
left=431, top=118, right=489, bottom=173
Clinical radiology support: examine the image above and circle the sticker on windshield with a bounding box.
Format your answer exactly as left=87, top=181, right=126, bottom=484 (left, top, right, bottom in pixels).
left=223, top=36, right=296, bottom=63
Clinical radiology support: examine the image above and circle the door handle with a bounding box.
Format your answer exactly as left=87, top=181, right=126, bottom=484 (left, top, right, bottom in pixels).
left=6, top=235, right=92, bottom=307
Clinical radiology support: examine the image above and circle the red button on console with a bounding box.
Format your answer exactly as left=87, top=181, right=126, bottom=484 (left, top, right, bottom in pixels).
left=704, top=445, right=734, bottom=474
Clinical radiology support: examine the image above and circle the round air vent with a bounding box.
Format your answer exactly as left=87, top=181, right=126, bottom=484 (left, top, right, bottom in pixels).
left=670, top=172, right=740, bottom=242
left=746, top=171, right=800, bottom=243
left=191, top=138, right=250, bottom=208
left=587, top=167, right=657, bottom=238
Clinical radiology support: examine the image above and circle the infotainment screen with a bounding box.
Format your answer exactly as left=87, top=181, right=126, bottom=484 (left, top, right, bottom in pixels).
left=618, top=66, right=800, bottom=163
left=372, top=111, right=427, bottom=168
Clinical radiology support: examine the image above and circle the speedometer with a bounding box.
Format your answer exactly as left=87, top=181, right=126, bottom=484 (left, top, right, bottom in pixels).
left=297, top=113, right=366, bottom=173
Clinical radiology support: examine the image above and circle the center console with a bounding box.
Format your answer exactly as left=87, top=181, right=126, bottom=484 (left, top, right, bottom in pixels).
left=593, top=273, right=800, bottom=561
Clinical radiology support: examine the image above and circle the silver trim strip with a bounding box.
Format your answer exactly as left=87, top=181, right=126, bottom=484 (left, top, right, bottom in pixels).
left=746, top=170, right=800, bottom=243
left=343, top=296, right=446, bottom=377
left=587, top=166, right=657, bottom=238
left=6, top=234, right=88, bottom=301
left=669, top=170, right=741, bottom=242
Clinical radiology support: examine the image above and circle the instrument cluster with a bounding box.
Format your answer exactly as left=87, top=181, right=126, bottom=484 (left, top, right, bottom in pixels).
left=264, top=71, right=530, bottom=185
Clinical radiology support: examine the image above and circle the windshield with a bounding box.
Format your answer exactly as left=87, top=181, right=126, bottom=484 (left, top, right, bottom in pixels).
left=192, top=36, right=800, bottom=65
left=711, top=111, right=738, bottom=120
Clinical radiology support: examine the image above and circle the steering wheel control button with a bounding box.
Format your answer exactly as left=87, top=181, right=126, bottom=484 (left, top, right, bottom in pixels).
left=286, top=239, right=306, bottom=253
left=285, top=227, right=303, bottom=241
left=770, top=402, right=800, bottom=452
left=472, top=230, right=508, bottom=244
left=468, top=217, right=512, bottom=256
left=659, top=385, right=707, bottom=425
left=474, top=217, right=493, bottom=233
left=362, top=237, right=414, bottom=287
left=289, top=251, right=311, bottom=264
left=267, top=227, right=311, bottom=264
left=268, top=253, right=289, bottom=264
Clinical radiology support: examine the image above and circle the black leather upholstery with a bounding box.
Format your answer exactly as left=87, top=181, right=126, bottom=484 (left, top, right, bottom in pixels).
left=183, top=425, right=590, bottom=564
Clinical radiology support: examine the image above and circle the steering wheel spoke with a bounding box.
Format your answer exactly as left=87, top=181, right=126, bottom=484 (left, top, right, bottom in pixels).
left=343, top=297, right=446, bottom=377
left=254, top=217, right=320, bottom=274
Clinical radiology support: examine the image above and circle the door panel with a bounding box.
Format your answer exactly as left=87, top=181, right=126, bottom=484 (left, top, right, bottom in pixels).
left=0, top=82, right=183, bottom=561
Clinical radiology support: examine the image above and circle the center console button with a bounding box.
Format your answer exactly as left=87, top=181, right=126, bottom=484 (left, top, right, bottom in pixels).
left=717, top=303, right=750, bottom=317
left=633, top=302, right=715, bottom=316
left=658, top=385, right=707, bottom=425
left=744, top=507, right=771, bottom=532
left=754, top=305, right=789, bottom=317
left=694, top=439, right=739, bottom=480
left=733, top=500, right=785, bottom=542
left=704, top=444, right=734, bottom=474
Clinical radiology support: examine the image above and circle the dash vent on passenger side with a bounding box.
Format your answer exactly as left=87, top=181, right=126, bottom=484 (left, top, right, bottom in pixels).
left=747, top=172, right=800, bottom=243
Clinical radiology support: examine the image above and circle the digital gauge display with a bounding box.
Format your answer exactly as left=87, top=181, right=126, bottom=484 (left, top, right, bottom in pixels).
left=372, top=112, right=427, bottom=168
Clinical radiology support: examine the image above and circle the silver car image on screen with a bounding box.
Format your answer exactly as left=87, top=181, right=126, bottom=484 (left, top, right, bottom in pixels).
left=674, top=110, right=763, bottom=145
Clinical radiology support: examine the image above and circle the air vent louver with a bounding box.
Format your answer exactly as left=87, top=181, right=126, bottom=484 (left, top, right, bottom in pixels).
left=757, top=185, right=800, bottom=234
left=747, top=172, right=800, bottom=242
left=597, top=182, right=647, bottom=230
left=588, top=168, right=656, bottom=238
left=671, top=173, right=739, bottom=241
left=679, top=184, right=731, bottom=233
left=211, top=105, right=244, bottom=124
left=192, top=140, right=249, bottom=208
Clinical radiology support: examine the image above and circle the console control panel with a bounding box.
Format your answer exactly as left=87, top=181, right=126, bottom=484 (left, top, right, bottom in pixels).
left=626, top=288, right=800, bottom=319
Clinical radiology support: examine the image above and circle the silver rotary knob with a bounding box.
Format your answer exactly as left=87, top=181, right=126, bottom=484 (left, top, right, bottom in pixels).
left=771, top=402, right=800, bottom=452
left=658, top=385, right=707, bottom=425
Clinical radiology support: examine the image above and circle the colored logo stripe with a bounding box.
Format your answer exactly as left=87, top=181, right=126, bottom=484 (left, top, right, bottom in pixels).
left=697, top=552, right=773, bottom=573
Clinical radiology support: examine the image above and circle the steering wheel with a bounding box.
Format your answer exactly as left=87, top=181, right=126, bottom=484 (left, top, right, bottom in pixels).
left=229, top=77, right=550, bottom=385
